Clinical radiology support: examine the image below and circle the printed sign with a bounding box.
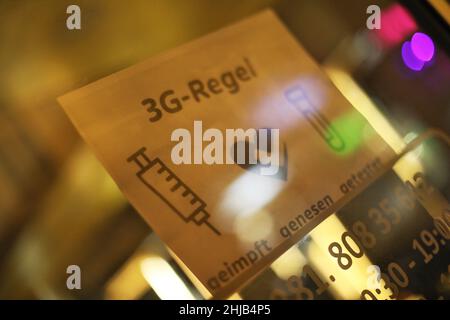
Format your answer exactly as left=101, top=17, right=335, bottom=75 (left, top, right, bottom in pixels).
left=58, top=10, right=395, bottom=297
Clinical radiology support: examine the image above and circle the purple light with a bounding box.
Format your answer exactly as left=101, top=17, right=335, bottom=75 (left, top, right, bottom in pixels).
left=402, top=41, right=424, bottom=71
left=411, top=32, right=435, bottom=62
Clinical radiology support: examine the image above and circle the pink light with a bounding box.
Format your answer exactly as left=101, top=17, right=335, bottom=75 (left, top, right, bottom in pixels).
left=373, top=4, right=417, bottom=48
left=411, top=32, right=435, bottom=62
left=401, top=32, right=435, bottom=71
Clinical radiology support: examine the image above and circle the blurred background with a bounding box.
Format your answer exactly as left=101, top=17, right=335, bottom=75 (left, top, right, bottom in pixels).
left=0, top=0, right=449, bottom=299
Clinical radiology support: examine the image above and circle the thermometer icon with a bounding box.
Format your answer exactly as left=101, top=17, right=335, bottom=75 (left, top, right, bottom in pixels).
left=284, top=86, right=346, bottom=152
left=127, top=147, right=221, bottom=236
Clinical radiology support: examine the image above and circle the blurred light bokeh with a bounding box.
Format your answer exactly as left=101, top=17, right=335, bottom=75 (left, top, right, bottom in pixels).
left=0, top=0, right=448, bottom=299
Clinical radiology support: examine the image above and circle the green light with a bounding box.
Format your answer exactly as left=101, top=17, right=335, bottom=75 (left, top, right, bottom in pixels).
left=327, top=111, right=371, bottom=155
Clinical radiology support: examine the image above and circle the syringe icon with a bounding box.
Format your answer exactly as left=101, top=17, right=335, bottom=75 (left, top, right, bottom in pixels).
left=284, top=86, right=346, bottom=152
left=127, top=147, right=221, bottom=236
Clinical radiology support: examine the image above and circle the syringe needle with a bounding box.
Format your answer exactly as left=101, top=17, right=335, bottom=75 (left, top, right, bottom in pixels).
left=204, top=220, right=221, bottom=236
left=128, top=147, right=222, bottom=236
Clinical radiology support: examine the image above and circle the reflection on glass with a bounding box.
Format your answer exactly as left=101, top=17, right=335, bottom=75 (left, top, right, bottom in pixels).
left=141, top=256, right=195, bottom=300
left=237, top=132, right=450, bottom=300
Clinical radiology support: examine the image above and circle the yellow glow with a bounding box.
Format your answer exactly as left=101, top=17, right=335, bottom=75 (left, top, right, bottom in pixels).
left=270, top=246, right=307, bottom=280
left=141, top=256, right=195, bottom=300
left=324, top=66, right=423, bottom=182
left=307, top=214, right=392, bottom=300
left=227, top=293, right=243, bottom=300
left=167, top=251, right=241, bottom=300
left=105, top=254, right=149, bottom=300
left=168, top=249, right=212, bottom=299
left=392, top=152, right=423, bottom=182
left=428, top=0, right=450, bottom=25
left=325, top=67, right=404, bottom=153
